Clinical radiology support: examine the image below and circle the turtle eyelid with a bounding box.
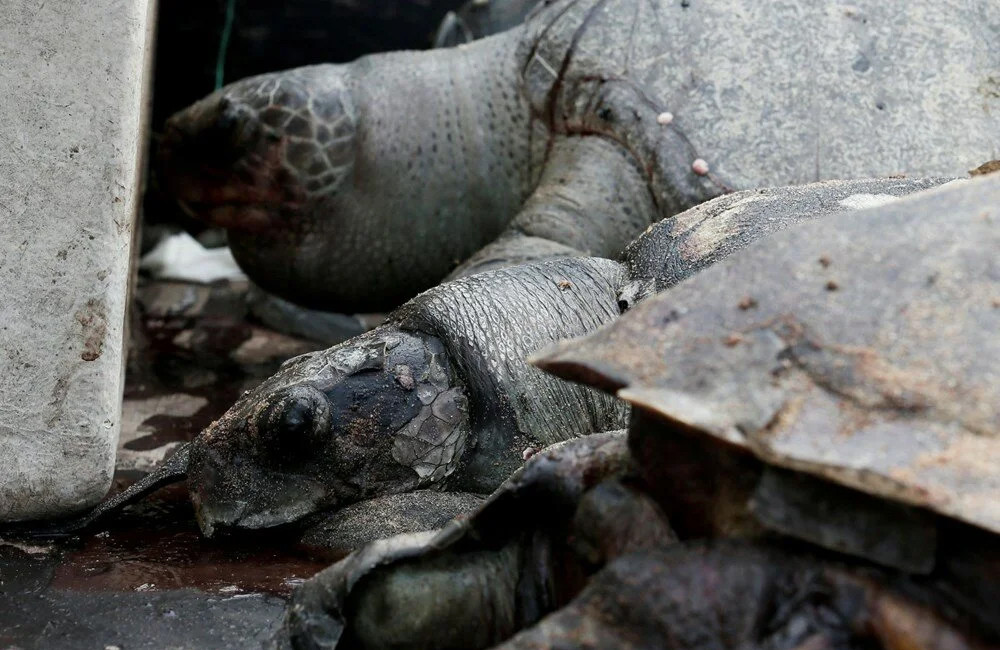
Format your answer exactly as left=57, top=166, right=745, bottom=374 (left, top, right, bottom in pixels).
left=279, top=350, right=323, bottom=371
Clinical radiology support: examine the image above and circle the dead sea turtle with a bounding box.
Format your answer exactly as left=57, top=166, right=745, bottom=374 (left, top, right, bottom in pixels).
left=158, top=0, right=999, bottom=311
left=35, top=177, right=948, bottom=547
left=51, top=257, right=630, bottom=543
left=185, top=256, right=630, bottom=537
left=274, top=171, right=1000, bottom=649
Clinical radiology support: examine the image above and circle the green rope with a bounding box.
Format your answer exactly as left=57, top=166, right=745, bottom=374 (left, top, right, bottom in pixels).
left=214, top=0, right=237, bottom=90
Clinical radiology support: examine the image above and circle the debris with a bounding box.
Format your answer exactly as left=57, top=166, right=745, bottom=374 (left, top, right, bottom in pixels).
left=139, top=232, right=246, bottom=284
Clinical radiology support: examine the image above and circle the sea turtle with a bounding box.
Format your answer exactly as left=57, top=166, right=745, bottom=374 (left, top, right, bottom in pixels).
left=274, top=170, right=1000, bottom=649
left=42, top=177, right=949, bottom=547
left=157, top=0, right=999, bottom=312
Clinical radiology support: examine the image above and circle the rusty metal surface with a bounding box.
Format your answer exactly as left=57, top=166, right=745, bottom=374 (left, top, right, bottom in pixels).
left=536, top=175, right=1000, bottom=533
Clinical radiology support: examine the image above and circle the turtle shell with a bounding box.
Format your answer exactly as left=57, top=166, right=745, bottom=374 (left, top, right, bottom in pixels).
left=625, top=176, right=949, bottom=292
left=535, top=174, right=1000, bottom=534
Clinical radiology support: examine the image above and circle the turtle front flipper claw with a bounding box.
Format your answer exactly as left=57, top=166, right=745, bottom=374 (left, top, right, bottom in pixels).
left=12, top=442, right=191, bottom=538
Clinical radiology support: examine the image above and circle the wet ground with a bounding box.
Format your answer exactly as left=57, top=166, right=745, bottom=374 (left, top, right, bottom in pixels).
left=1, top=278, right=370, bottom=649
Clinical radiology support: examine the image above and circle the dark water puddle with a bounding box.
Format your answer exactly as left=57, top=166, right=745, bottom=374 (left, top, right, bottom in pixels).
left=46, top=480, right=331, bottom=598
left=123, top=421, right=194, bottom=450
left=124, top=398, right=226, bottom=450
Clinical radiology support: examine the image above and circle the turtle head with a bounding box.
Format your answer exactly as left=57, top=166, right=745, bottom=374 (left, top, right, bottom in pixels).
left=158, top=65, right=356, bottom=234
left=187, top=328, right=472, bottom=537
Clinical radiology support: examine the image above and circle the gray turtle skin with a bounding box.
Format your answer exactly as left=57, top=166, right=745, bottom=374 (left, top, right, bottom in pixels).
left=435, top=0, right=542, bottom=47
left=159, top=0, right=999, bottom=311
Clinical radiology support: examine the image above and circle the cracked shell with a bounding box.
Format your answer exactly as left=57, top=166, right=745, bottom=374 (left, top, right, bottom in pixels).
left=535, top=174, right=1000, bottom=535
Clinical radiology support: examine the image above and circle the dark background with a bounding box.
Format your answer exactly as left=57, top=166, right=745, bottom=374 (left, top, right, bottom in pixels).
left=151, top=0, right=466, bottom=127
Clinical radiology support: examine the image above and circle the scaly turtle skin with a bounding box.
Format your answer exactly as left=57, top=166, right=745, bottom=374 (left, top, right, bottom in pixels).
left=274, top=174, right=1000, bottom=650
left=158, top=0, right=999, bottom=311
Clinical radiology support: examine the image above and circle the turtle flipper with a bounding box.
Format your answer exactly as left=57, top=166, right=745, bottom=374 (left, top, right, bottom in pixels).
left=448, top=136, right=657, bottom=279
left=17, top=443, right=191, bottom=537
left=296, top=490, right=484, bottom=554
left=276, top=433, right=634, bottom=650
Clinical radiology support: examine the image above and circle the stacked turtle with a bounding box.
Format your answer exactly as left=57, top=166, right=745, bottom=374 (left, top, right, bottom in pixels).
left=61, top=0, right=996, bottom=574
left=157, top=0, right=999, bottom=312
left=275, top=170, right=1000, bottom=649
left=182, top=175, right=950, bottom=543
left=142, top=0, right=997, bottom=542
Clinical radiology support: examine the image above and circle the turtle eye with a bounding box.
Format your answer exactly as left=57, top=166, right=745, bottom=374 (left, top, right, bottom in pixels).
left=279, top=399, right=313, bottom=439
left=256, top=385, right=331, bottom=463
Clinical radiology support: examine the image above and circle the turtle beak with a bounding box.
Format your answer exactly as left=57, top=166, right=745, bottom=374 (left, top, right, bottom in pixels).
left=187, top=437, right=328, bottom=538
left=191, top=495, right=247, bottom=539
left=192, top=491, right=327, bottom=538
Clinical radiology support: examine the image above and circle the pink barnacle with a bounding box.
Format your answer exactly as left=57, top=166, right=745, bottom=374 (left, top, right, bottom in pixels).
left=692, top=158, right=710, bottom=176
left=656, top=111, right=674, bottom=125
